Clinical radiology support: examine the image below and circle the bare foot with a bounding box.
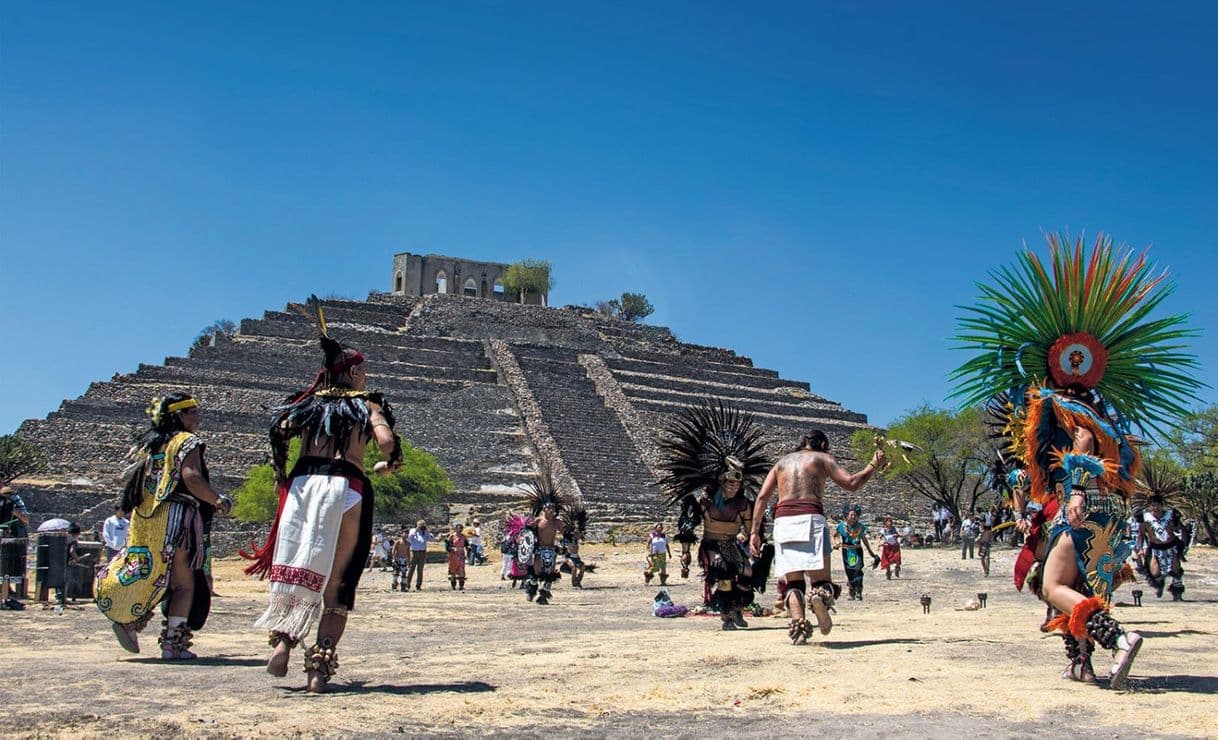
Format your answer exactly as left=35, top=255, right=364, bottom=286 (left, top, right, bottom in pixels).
left=306, top=670, right=328, bottom=693
left=266, top=642, right=291, bottom=677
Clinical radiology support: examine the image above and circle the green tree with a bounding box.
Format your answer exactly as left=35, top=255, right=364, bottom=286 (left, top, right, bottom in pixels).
left=1181, top=471, right=1218, bottom=545
left=232, top=438, right=453, bottom=523
left=616, top=292, right=654, bottom=322
left=502, top=259, right=553, bottom=305
left=852, top=405, right=990, bottom=520
left=191, top=319, right=237, bottom=350
left=0, top=434, right=47, bottom=485
left=592, top=292, right=655, bottom=322
left=1162, top=405, right=1218, bottom=472
left=1159, top=405, right=1218, bottom=544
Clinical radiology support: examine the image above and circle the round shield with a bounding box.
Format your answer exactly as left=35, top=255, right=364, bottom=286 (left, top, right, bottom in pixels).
left=1048, top=332, right=1107, bottom=389
left=516, top=528, right=537, bottom=566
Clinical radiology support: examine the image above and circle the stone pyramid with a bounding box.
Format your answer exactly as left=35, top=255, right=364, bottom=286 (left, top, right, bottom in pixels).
left=18, top=293, right=882, bottom=540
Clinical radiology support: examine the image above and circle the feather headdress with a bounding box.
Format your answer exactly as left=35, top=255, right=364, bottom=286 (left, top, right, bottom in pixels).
left=519, top=467, right=569, bottom=517
left=1130, top=456, right=1185, bottom=516
left=290, top=294, right=356, bottom=372
left=951, top=232, right=1203, bottom=437
left=562, top=503, right=590, bottom=538
left=656, top=399, right=771, bottom=506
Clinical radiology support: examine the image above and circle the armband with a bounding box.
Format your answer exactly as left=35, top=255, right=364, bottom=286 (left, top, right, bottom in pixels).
left=1060, top=453, right=1105, bottom=491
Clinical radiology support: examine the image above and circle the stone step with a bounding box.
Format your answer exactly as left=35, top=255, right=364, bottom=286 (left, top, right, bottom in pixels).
left=613, top=369, right=835, bottom=407
left=620, top=384, right=867, bottom=424
left=616, top=347, right=762, bottom=372
left=604, top=356, right=805, bottom=391
left=139, top=363, right=495, bottom=398
left=513, top=348, right=657, bottom=507
left=632, top=396, right=870, bottom=431
left=238, top=318, right=489, bottom=358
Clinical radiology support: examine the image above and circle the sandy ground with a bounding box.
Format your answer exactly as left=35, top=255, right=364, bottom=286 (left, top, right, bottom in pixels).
left=1, top=542, right=1215, bottom=738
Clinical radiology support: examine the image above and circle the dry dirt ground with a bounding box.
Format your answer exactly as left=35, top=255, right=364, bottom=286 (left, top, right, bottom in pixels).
left=1, top=543, right=1216, bottom=738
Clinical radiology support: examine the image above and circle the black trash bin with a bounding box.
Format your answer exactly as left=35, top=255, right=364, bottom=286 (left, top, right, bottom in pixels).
left=35, top=532, right=68, bottom=602
left=1, top=529, right=29, bottom=598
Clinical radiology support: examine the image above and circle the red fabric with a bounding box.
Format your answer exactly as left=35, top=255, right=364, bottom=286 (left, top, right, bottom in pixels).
left=1012, top=497, right=1059, bottom=591
left=240, top=481, right=290, bottom=578
left=330, top=351, right=366, bottom=375
left=268, top=564, right=326, bottom=592
left=774, top=498, right=824, bottom=518
left=881, top=543, right=901, bottom=568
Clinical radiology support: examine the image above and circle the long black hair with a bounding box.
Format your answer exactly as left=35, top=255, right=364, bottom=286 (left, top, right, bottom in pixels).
left=796, top=430, right=830, bottom=453
left=120, top=392, right=195, bottom=513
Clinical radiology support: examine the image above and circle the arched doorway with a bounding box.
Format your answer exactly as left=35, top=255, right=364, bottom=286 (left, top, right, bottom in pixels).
left=394, top=272, right=403, bottom=293
left=435, top=270, right=448, bottom=294
left=463, top=277, right=478, bottom=297
left=493, top=278, right=505, bottom=300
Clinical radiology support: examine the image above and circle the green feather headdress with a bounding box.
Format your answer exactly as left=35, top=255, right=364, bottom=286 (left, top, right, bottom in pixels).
left=951, top=232, right=1203, bottom=437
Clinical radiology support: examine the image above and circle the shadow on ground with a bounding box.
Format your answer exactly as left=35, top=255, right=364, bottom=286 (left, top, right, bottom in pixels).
left=823, top=638, right=922, bottom=649
left=1133, top=628, right=1213, bottom=639
left=125, top=655, right=265, bottom=667
left=1128, top=674, right=1218, bottom=695
left=282, top=680, right=497, bottom=696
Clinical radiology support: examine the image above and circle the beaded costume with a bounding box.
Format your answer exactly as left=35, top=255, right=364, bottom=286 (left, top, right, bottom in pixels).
left=96, top=428, right=211, bottom=654
left=1132, top=461, right=1192, bottom=601
left=516, top=470, right=571, bottom=605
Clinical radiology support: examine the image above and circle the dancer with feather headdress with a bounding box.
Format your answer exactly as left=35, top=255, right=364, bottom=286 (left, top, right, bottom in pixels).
left=1133, top=460, right=1192, bottom=601
left=953, top=233, right=1203, bottom=688
left=516, top=470, right=569, bottom=605
left=241, top=295, right=404, bottom=693
left=657, top=400, right=772, bottom=631
left=561, top=503, right=593, bottom=588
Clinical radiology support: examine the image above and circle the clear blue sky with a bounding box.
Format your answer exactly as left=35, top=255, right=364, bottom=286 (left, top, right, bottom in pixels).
left=3, top=2, right=1216, bottom=437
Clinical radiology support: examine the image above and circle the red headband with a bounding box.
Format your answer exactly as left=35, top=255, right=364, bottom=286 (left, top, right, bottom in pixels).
left=329, top=351, right=366, bottom=375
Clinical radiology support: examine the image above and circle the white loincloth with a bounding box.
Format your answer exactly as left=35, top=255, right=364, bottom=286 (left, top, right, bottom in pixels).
left=253, top=474, right=349, bottom=639
left=774, top=513, right=830, bottom=576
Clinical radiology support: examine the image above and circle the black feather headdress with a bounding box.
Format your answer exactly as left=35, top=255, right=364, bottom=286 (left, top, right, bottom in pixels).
left=520, top=467, right=570, bottom=517
left=562, top=503, right=590, bottom=538
left=656, top=399, right=771, bottom=506
left=1131, top=457, right=1184, bottom=517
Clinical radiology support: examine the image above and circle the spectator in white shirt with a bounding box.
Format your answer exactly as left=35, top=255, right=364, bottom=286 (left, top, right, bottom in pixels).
left=405, top=520, right=438, bottom=591
left=102, top=507, right=130, bottom=560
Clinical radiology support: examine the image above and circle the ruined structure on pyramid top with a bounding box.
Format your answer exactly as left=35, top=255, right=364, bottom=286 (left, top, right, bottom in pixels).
left=390, top=252, right=548, bottom=305
left=18, top=254, right=895, bottom=543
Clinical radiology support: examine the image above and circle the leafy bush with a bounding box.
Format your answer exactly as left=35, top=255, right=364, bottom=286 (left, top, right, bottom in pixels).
left=232, top=437, right=452, bottom=523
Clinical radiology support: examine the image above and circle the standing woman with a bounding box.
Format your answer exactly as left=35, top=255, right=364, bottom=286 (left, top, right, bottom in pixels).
left=96, top=393, right=231, bottom=659
left=879, top=516, right=902, bottom=579
left=643, top=523, right=672, bottom=586
left=833, top=505, right=876, bottom=600
left=446, top=522, right=467, bottom=591
left=242, top=296, right=402, bottom=693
